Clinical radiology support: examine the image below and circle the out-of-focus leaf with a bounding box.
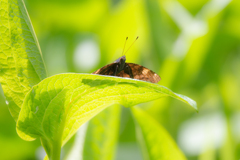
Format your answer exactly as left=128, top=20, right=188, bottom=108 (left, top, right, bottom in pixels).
left=0, top=0, right=47, bottom=121
left=16, top=73, right=196, bottom=158
left=65, top=105, right=120, bottom=160
left=64, top=123, right=88, bottom=160
left=178, top=0, right=209, bottom=16
left=145, top=0, right=177, bottom=63
left=219, top=121, right=235, bottom=160
left=132, top=106, right=187, bottom=160
left=83, top=105, right=120, bottom=160
left=147, top=0, right=230, bottom=132
left=28, top=0, right=109, bottom=32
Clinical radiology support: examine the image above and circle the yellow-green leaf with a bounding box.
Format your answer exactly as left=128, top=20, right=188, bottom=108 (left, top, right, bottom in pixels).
left=83, top=105, right=120, bottom=160
left=132, top=106, right=187, bottom=160
left=0, top=0, right=47, bottom=121
left=16, top=73, right=196, bottom=158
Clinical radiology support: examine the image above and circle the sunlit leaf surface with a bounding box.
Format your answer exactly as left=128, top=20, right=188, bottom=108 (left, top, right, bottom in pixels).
left=17, top=73, right=196, bottom=146
left=0, top=0, right=47, bottom=121
left=132, top=106, right=187, bottom=160
left=0, top=0, right=239, bottom=159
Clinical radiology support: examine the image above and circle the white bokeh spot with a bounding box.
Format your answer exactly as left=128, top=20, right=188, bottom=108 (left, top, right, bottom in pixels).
left=178, top=112, right=227, bottom=156
left=73, top=39, right=100, bottom=72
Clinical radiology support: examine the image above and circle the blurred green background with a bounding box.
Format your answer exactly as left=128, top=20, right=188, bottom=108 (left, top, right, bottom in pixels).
left=1, top=0, right=240, bottom=159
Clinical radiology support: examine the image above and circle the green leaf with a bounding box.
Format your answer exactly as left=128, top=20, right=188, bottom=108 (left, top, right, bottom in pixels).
left=132, top=106, right=187, bottom=160
left=65, top=105, right=120, bottom=160
left=16, top=73, right=196, bottom=159
left=0, top=0, right=47, bottom=121
left=83, top=105, right=120, bottom=160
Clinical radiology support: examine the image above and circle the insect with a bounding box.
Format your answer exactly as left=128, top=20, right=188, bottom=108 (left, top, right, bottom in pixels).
left=92, top=37, right=161, bottom=83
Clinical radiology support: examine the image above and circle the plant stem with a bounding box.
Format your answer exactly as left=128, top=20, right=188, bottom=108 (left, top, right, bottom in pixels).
left=51, top=140, right=61, bottom=160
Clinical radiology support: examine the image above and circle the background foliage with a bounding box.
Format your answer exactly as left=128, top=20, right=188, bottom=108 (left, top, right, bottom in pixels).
left=0, top=0, right=239, bottom=160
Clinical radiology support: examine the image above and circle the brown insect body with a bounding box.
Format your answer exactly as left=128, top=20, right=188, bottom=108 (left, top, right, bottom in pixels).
left=93, top=55, right=161, bottom=83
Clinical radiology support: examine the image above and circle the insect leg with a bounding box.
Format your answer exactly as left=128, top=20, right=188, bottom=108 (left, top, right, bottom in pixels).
left=113, top=64, right=119, bottom=76
left=125, top=64, right=134, bottom=78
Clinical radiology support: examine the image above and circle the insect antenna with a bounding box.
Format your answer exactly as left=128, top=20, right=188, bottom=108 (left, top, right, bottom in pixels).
left=124, top=36, right=139, bottom=55
left=122, top=37, right=128, bottom=56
